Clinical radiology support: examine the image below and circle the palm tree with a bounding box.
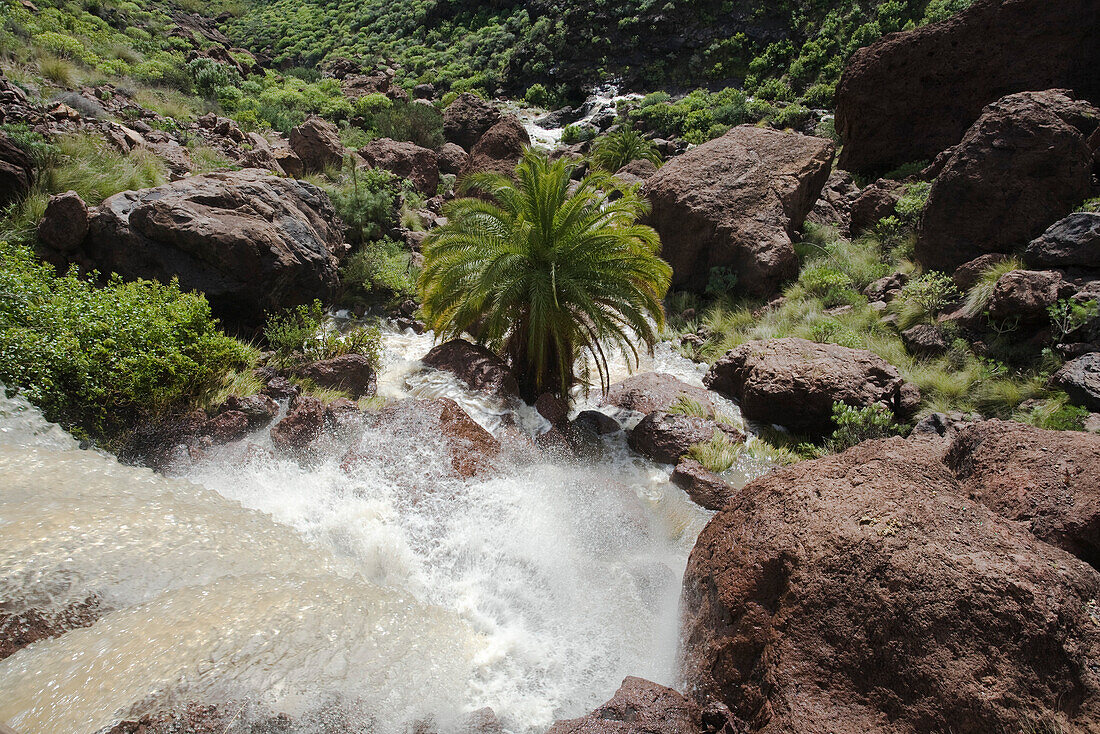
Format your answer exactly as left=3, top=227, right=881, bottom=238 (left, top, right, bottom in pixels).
left=590, top=129, right=663, bottom=172
left=417, top=149, right=672, bottom=403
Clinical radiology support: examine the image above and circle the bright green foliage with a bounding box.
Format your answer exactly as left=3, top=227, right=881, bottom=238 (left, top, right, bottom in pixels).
left=0, top=240, right=249, bottom=440
left=961, top=258, right=1023, bottom=319
left=894, top=181, right=932, bottom=222
left=264, top=300, right=382, bottom=369
left=590, top=129, right=662, bottom=172
left=1048, top=299, right=1099, bottom=340
left=325, top=164, right=401, bottom=245
left=799, top=264, right=858, bottom=308
left=893, top=271, right=959, bottom=328
left=561, top=124, right=597, bottom=145
left=340, top=237, right=417, bottom=310
left=666, top=395, right=712, bottom=418
left=688, top=432, right=738, bottom=473
left=827, top=402, right=904, bottom=452
left=418, top=150, right=671, bottom=401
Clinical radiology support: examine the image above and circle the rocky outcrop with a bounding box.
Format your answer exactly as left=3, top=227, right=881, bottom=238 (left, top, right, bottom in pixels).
left=600, top=373, right=716, bottom=417
left=0, top=128, right=33, bottom=207
left=704, top=338, right=920, bottom=436
left=835, top=0, right=1100, bottom=174
left=1025, top=213, right=1100, bottom=272
left=546, top=677, right=700, bottom=734
left=271, top=395, right=326, bottom=454
left=848, top=179, right=901, bottom=234
left=952, top=253, right=1008, bottom=292
left=1052, top=353, right=1100, bottom=413
left=915, top=91, right=1099, bottom=272
left=946, top=420, right=1100, bottom=566
left=438, top=142, right=469, bottom=176
left=628, top=411, right=743, bottom=465
left=69, top=170, right=346, bottom=328
left=900, top=323, right=949, bottom=357
left=443, top=93, right=501, bottom=151
left=294, top=354, right=377, bottom=399
left=671, top=458, right=735, bottom=511
left=681, top=437, right=1100, bottom=733
left=359, top=138, right=439, bottom=196
left=641, top=126, right=834, bottom=297
left=615, top=159, right=658, bottom=180
left=462, top=115, right=530, bottom=179
left=289, top=116, right=346, bottom=173
left=805, top=170, right=860, bottom=235
left=986, top=269, right=1072, bottom=325
left=421, top=340, right=520, bottom=400
left=37, top=190, right=88, bottom=255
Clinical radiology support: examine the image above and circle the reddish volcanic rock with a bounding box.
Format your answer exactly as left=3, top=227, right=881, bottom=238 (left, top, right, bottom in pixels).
left=546, top=677, right=700, bottom=734
left=421, top=339, right=520, bottom=400
left=270, top=396, right=325, bottom=454
left=681, top=437, right=1100, bottom=733
left=629, top=411, right=743, bottom=465
left=601, top=373, right=716, bottom=417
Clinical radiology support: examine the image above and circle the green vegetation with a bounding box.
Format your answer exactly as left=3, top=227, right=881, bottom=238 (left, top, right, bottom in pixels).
left=687, top=432, right=739, bottom=473
left=590, top=129, right=661, bottom=172
left=825, top=402, right=905, bottom=453
left=418, top=150, right=671, bottom=401
left=340, top=237, right=417, bottom=310
left=891, top=271, right=959, bottom=329
left=0, top=239, right=250, bottom=440
left=264, top=300, right=382, bottom=370
left=666, top=395, right=712, bottom=419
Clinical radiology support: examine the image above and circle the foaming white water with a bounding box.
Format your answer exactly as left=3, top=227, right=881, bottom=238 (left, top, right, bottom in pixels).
left=0, top=324, right=725, bottom=733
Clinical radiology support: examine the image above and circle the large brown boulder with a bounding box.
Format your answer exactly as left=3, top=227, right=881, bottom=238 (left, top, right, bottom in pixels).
left=438, top=142, right=469, bottom=176
left=75, top=170, right=346, bottom=328
left=37, top=190, right=89, bottom=255
left=600, top=372, right=716, bottom=417
left=289, top=116, right=346, bottom=173
left=641, top=126, right=834, bottom=297
left=462, top=115, right=530, bottom=179
left=359, top=137, right=439, bottom=196
left=704, top=338, right=919, bottom=437
left=681, top=438, right=1100, bottom=733
left=628, top=411, right=743, bottom=465
left=945, top=420, right=1100, bottom=566
left=986, top=269, right=1072, bottom=325
left=365, top=398, right=501, bottom=479
left=835, top=0, right=1100, bottom=174
left=293, top=354, right=377, bottom=399
left=421, top=339, right=520, bottom=400
left=546, top=677, right=699, bottom=734
left=0, top=129, right=33, bottom=207
left=915, top=91, right=1099, bottom=272
left=671, top=458, right=735, bottom=511
left=443, top=93, right=501, bottom=151
left=270, top=395, right=325, bottom=454
left=1052, top=353, right=1100, bottom=413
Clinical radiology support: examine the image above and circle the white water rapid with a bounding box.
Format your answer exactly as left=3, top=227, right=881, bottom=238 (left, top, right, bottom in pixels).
left=0, top=327, right=760, bottom=734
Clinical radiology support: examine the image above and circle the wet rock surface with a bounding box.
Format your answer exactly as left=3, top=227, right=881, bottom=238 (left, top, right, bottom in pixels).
left=547, top=676, right=700, bottom=734
left=629, top=411, right=743, bottom=465
left=600, top=373, right=716, bottom=417
left=421, top=340, right=520, bottom=400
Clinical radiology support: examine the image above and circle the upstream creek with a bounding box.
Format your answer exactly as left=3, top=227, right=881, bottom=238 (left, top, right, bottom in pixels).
left=0, top=325, right=768, bottom=734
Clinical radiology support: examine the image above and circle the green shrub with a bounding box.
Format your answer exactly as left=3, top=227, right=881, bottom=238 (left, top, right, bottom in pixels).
left=340, top=237, right=417, bottom=309
left=264, top=300, right=382, bottom=368
left=524, top=83, right=550, bottom=108
left=894, top=181, right=931, bottom=222
left=326, top=164, right=401, bottom=244
left=799, top=264, right=857, bottom=307
left=0, top=240, right=249, bottom=440
left=705, top=266, right=739, bottom=296
left=188, top=57, right=242, bottom=101
left=893, top=271, right=959, bottom=328
left=370, top=100, right=444, bottom=149
left=561, top=124, right=597, bottom=145
left=1048, top=298, right=1099, bottom=340
left=828, top=402, right=904, bottom=452
left=1015, top=395, right=1090, bottom=432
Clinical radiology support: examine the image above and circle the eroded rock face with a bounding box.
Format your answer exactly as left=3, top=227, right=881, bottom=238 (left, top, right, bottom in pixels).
left=443, top=93, right=502, bottom=151
left=359, top=137, right=439, bottom=196
left=421, top=339, right=520, bottom=400
left=462, top=115, right=530, bottom=179
left=681, top=438, right=1100, bottom=733
left=641, top=126, right=834, bottom=297
left=704, top=338, right=920, bottom=437
left=546, top=677, right=700, bottom=734
left=946, top=420, right=1100, bottom=566
left=848, top=179, right=901, bottom=234
left=79, top=170, right=346, bottom=328
left=1026, top=213, right=1100, bottom=272
left=0, top=129, right=33, bottom=207
left=600, top=373, right=716, bottom=417
left=835, top=0, right=1100, bottom=174
left=1052, top=353, right=1100, bottom=413
left=986, top=269, right=1071, bottom=325
left=438, top=142, right=470, bottom=176
left=628, top=411, right=743, bottom=465
left=289, top=116, right=347, bottom=173
left=294, top=354, right=377, bottom=399
left=916, top=91, right=1099, bottom=272
left=672, top=458, right=734, bottom=511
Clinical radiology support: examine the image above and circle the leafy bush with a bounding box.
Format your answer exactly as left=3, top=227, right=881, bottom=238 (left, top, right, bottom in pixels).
left=894, top=181, right=932, bottom=222
left=827, top=402, right=904, bottom=452
left=561, top=124, right=597, bottom=145
left=370, top=100, right=444, bottom=149
left=0, top=240, right=249, bottom=440
left=326, top=164, right=401, bottom=244
left=264, top=300, right=382, bottom=368
left=799, top=264, right=857, bottom=307
left=340, top=237, right=417, bottom=309
left=1049, top=298, right=1099, bottom=340
left=705, top=266, right=738, bottom=297
left=524, top=83, right=550, bottom=108
left=893, top=271, right=959, bottom=328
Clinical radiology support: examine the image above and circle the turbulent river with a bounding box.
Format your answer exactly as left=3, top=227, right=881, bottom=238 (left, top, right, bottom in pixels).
left=0, top=326, right=759, bottom=734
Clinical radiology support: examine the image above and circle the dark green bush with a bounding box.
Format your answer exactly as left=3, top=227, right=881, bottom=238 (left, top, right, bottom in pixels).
left=370, top=100, right=444, bottom=149
left=0, top=240, right=249, bottom=439
left=326, top=165, right=401, bottom=245
left=828, top=402, right=904, bottom=452
left=340, top=237, right=417, bottom=309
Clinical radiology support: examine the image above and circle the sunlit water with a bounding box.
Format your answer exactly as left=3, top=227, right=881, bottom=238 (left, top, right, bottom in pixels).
left=0, top=326, right=758, bottom=734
